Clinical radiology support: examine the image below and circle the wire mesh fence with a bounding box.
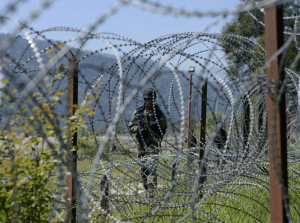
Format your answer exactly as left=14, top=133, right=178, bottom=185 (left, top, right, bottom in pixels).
left=0, top=0, right=299, bottom=222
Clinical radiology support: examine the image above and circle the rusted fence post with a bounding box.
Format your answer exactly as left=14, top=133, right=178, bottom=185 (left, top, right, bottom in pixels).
left=67, top=51, right=78, bottom=223
left=286, top=116, right=290, bottom=141
left=101, top=175, right=109, bottom=220
left=264, top=2, right=288, bottom=222
left=199, top=78, right=207, bottom=198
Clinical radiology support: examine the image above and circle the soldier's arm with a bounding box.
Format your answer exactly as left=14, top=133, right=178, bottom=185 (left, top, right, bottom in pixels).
left=220, top=129, right=227, bottom=144
left=149, top=110, right=167, bottom=141
left=159, top=112, right=167, bottom=134
left=152, top=110, right=167, bottom=149
left=128, top=111, right=138, bottom=133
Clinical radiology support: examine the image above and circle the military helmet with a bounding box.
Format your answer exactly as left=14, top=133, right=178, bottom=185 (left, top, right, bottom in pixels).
left=143, top=88, right=156, bottom=99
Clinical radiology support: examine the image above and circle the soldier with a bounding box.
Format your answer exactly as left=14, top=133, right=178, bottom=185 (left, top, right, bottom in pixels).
left=214, top=120, right=228, bottom=169
left=128, top=88, right=167, bottom=199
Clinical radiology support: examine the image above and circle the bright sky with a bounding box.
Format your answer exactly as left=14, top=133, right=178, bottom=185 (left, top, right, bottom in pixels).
left=0, top=0, right=242, bottom=72
left=0, top=0, right=241, bottom=47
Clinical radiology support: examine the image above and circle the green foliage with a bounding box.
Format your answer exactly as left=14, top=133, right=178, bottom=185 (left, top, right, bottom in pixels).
left=0, top=88, right=61, bottom=221
left=0, top=54, right=96, bottom=221
left=0, top=149, right=56, bottom=222
left=222, top=1, right=300, bottom=76
left=46, top=40, right=64, bottom=63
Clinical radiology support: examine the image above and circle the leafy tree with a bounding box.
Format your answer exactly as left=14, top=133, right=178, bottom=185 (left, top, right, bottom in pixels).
left=222, top=0, right=300, bottom=77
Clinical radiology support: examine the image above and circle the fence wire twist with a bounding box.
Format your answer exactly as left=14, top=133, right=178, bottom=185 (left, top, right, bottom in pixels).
left=0, top=0, right=299, bottom=222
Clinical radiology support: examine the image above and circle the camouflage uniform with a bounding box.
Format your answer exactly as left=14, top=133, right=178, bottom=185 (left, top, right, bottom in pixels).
left=214, top=128, right=227, bottom=150
left=128, top=104, right=167, bottom=198
left=214, top=127, right=228, bottom=167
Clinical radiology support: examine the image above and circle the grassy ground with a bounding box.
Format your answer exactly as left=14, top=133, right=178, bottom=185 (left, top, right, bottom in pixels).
left=91, top=160, right=300, bottom=223
left=61, top=156, right=300, bottom=222
left=73, top=133, right=300, bottom=222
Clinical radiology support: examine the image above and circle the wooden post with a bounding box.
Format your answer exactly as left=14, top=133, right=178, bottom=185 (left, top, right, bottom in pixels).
left=199, top=78, right=207, bottom=197
left=66, top=51, right=78, bottom=223
left=264, top=2, right=289, bottom=222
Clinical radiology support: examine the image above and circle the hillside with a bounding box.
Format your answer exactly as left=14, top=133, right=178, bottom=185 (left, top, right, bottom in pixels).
left=0, top=33, right=227, bottom=131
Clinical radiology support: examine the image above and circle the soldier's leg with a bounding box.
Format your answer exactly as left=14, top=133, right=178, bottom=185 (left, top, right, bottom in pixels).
left=219, top=145, right=225, bottom=170
left=148, top=145, right=158, bottom=188
left=137, top=144, right=149, bottom=190
left=147, top=172, right=157, bottom=189
left=141, top=166, right=149, bottom=190
left=217, top=145, right=223, bottom=170
left=146, top=156, right=158, bottom=199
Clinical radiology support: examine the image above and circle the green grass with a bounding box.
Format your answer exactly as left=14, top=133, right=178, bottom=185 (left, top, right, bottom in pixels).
left=89, top=161, right=300, bottom=223
left=73, top=132, right=300, bottom=222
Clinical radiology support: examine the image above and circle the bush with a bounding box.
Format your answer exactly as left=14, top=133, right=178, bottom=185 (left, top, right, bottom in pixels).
left=0, top=149, right=56, bottom=222
left=0, top=64, right=96, bottom=221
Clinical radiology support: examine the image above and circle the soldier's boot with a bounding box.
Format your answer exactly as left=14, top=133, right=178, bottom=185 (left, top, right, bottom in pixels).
left=146, top=188, right=155, bottom=199
left=146, top=175, right=157, bottom=199
left=141, top=166, right=148, bottom=190
left=142, top=179, right=148, bottom=191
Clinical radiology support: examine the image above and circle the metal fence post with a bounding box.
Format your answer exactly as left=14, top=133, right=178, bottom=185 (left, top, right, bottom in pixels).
left=264, top=2, right=288, bottom=222
left=199, top=78, right=207, bottom=197
left=286, top=116, right=290, bottom=141
left=165, top=131, right=167, bottom=150
left=101, top=175, right=109, bottom=220
left=258, top=102, right=263, bottom=132
left=67, top=51, right=78, bottom=223
left=186, top=74, right=193, bottom=173
left=243, top=95, right=250, bottom=156
left=187, top=74, right=192, bottom=151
